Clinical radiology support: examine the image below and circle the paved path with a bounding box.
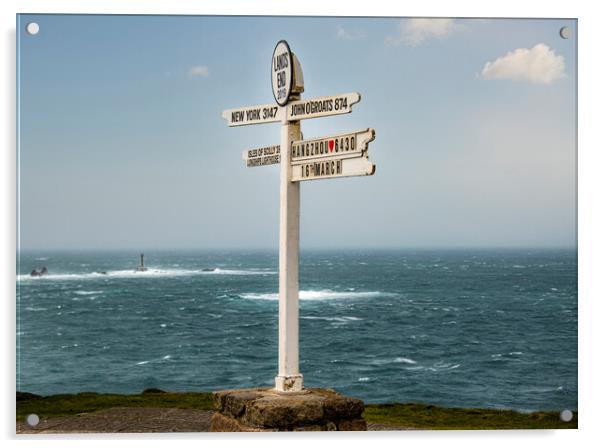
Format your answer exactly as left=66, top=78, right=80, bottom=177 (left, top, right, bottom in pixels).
left=17, top=408, right=214, bottom=433
left=17, top=408, right=409, bottom=433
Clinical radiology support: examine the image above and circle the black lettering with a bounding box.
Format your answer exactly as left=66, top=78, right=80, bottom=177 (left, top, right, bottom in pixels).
left=262, top=107, right=277, bottom=120
left=245, top=109, right=261, bottom=121
left=274, top=53, right=289, bottom=71
left=291, top=104, right=304, bottom=117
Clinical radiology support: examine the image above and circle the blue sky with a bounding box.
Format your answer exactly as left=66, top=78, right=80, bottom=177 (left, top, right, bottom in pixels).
left=17, top=15, right=576, bottom=250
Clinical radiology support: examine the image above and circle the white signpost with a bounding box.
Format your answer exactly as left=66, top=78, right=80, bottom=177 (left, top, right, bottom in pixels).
left=241, top=128, right=375, bottom=168
left=243, top=145, right=281, bottom=167
left=291, top=128, right=375, bottom=162
left=222, top=40, right=376, bottom=393
left=291, top=154, right=375, bottom=182
left=221, top=93, right=362, bottom=128
left=287, top=92, right=361, bottom=121
left=221, top=104, right=282, bottom=127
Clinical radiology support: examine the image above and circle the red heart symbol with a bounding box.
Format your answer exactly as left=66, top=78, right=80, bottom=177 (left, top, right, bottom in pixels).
left=329, top=140, right=334, bottom=152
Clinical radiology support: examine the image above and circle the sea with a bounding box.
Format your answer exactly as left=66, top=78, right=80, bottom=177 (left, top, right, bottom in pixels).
left=16, top=249, right=577, bottom=412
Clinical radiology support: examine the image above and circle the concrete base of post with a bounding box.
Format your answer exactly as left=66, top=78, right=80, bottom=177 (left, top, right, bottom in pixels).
left=274, top=374, right=304, bottom=392
left=210, top=387, right=367, bottom=432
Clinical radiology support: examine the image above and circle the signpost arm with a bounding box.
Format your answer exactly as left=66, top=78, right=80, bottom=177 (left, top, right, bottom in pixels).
left=275, top=105, right=303, bottom=392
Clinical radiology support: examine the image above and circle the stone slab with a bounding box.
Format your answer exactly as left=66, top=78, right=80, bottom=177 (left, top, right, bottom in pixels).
left=210, top=387, right=366, bottom=432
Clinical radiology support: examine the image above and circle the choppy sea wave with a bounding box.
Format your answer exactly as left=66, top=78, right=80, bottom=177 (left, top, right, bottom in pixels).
left=16, top=249, right=577, bottom=411
left=17, top=267, right=276, bottom=282
left=240, top=290, right=396, bottom=301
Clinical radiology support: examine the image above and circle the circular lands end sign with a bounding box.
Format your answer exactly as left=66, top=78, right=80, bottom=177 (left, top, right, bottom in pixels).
left=271, top=40, right=294, bottom=106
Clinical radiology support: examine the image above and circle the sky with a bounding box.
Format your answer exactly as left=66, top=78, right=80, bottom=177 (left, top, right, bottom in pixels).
left=17, top=15, right=577, bottom=250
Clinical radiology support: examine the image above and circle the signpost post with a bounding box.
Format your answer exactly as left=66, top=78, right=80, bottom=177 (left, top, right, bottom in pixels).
left=221, top=40, right=376, bottom=393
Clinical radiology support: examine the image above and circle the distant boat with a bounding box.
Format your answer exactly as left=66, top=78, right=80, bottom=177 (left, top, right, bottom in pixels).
left=201, top=268, right=216, bottom=272
left=135, top=253, right=148, bottom=272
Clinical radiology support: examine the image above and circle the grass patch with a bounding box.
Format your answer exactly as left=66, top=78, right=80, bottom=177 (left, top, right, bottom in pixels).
left=17, top=392, right=577, bottom=430
left=16, top=390, right=213, bottom=421
left=363, top=402, right=577, bottom=430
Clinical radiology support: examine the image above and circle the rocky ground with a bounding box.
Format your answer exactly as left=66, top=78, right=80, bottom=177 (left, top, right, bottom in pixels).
left=16, top=408, right=405, bottom=433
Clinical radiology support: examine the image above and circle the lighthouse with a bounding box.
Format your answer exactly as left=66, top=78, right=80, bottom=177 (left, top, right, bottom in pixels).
left=136, top=253, right=148, bottom=272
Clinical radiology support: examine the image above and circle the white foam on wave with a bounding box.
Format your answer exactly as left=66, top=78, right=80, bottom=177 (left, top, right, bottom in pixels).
left=24, top=306, right=48, bottom=312
left=370, top=357, right=417, bottom=366
left=302, top=316, right=362, bottom=323
left=74, top=290, right=104, bottom=295
left=426, top=363, right=461, bottom=372
left=240, top=290, right=395, bottom=301
left=394, top=357, right=417, bottom=364
left=18, top=272, right=109, bottom=281
left=136, top=354, right=172, bottom=366
left=213, top=268, right=277, bottom=276
left=17, top=267, right=276, bottom=282
left=405, top=366, right=424, bottom=371
left=381, top=359, right=461, bottom=372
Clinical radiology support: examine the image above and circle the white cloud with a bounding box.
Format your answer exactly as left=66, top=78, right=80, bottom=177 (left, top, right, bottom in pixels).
left=387, top=18, right=456, bottom=46
left=335, top=25, right=364, bottom=40
left=481, top=44, right=565, bottom=84
left=188, top=65, right=209, bottom=78
left=336, top=25, right=351, bottom=39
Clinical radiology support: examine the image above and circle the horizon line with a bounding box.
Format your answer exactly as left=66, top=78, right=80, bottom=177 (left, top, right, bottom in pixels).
left=17, top=245, right=578, bottom=253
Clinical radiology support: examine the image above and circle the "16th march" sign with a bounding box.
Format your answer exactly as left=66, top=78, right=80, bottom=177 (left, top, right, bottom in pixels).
left=291, top=154, right=375, bottom=182
left=221, top=40, right=376, bottom=393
